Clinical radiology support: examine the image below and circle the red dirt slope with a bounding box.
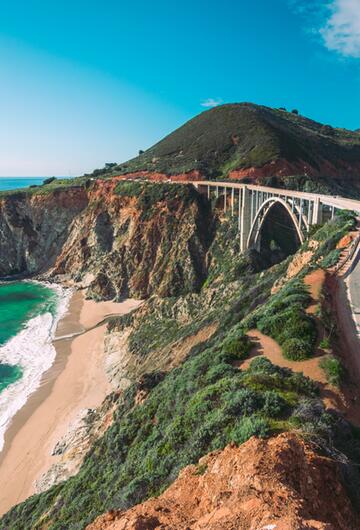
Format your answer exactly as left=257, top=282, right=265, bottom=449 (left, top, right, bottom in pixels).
left=86, top=433, right=359, bottom=530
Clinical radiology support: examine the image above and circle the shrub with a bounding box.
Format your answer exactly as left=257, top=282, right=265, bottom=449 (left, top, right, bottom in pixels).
left=282, top=338, right=313, bottom=360
left=220, top=332, right=252, bottom=362
left=320, top=355, right=344, bottom=386
left=230, top=416, right=270, bottom=444
left=224, top=388, right=262, bottom=416
left=115, top=180, right=143, bottom=197
left=319, top=337, right=331, bottom=349
left=247, top=356, right=278, bottom=375
left=43, top=176, right=56, bottom=185
left=252, top=278, right=317, bottom=361
left=262, top=390, right=287, bottom=417
left=320, top=249, right=341, bottom=269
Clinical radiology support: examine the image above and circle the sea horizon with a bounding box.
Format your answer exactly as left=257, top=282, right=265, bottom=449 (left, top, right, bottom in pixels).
left=0, top=176, right=72, bottom=192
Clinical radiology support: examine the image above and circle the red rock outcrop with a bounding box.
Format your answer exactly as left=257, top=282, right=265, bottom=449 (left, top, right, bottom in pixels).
left=86, top=433, right=360, bottom=530
left=229, top=158, right=360, bottom=182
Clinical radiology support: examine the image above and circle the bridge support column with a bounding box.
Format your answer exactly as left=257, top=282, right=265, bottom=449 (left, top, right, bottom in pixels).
left=312, top=198, right=323, bottom=225
left=240, top=186, right=251, bottom=252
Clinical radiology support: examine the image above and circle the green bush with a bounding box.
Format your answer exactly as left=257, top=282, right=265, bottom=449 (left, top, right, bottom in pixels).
left=262, top=390, right=288, bottom=417
left=219, top=332, right=252, bottom=362
left=43, top=176, right=56, bottom=185
left=320, top=355, right=344, bottom=386
left=282, top=337, right=313, bottom=361
left=1, top=341, right=319, bottom=530
left=254, top=279, right=317, bottom=360
left=230, top=415, right=270, bottom=444
left=223, top=388, right=262, bottom=416
left=320, top=249, right=341, bottom=269
left=115, top=180, right=143, bottom=197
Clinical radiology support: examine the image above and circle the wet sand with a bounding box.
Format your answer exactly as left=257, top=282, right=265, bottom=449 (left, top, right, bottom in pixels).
left=0, top=290, right=140, bottom=516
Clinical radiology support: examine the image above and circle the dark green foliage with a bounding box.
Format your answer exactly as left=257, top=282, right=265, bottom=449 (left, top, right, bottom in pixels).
left=282, top=338, right=313, bottom=360
left=43, top=177, right=57, bottom=185
left=320, top=249, right=341, bottom=268
left=1, top=208, right=359, bottom=529
left=219, top=330, right=252, bottom=362
left=0, top=342, right=318, bottom=530
left=109, top=103, right=360, bottom=197
left=320, top=355, right=345, bottom=387
left=247, top=279, right=317, bottom=360
left=230, top=416, right=270, bottom=444
left=311, top=211, right=356, bottom=263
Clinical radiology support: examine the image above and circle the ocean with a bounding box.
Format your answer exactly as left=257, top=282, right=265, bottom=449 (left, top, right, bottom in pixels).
left=0, top=176, right=71, bottom=193
left=0, top=177, right=46, bottom=192
left=0, top=281, right=71, bottom=450
left=0, top=177, right=72, bottom=449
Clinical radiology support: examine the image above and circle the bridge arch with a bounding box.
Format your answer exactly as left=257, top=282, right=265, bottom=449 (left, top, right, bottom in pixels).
left=247, top=197, right=306, bottom=252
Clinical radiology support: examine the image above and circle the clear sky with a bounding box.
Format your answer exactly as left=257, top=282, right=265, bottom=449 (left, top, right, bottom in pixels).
left=0, top=0, right=360, bottom=176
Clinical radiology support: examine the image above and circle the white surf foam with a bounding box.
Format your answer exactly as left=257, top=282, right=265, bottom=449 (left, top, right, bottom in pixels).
left=0, top=283, right=71, bottom=452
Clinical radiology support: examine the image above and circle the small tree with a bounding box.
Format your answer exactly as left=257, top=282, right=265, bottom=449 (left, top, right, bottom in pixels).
left=43, top=177, right=56, bottom=185
left=292, top=109, right=299, bottom=115
left=139, top=149, right=144, bottom=155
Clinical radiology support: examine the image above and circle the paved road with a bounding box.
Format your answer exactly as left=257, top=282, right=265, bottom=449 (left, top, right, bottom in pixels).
left=346, top=252, right=360, bottom=342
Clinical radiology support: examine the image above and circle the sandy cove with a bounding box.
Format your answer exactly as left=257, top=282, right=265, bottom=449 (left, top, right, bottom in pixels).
left=0, top=290, right=141, bottom=516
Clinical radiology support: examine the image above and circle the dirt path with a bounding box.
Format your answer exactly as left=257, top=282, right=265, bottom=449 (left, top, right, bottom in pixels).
left=304, top=269, right=326, bottom=315
left=243, top=264, right=360, bottom=423
left=244, top=330, right=348, bottom=414
left=243, top=330, right=327, bottom=385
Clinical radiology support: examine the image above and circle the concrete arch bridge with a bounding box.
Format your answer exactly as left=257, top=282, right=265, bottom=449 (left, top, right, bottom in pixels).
left=192, top=181, right=360, bottom=252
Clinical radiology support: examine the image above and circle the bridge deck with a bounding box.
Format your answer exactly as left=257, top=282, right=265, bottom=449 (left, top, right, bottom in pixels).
left=191, top=180, right=360, bottom=213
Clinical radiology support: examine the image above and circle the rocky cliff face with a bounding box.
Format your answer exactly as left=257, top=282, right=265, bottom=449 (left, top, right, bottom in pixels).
left=0, top=187, right=88, bottom=276
left=87, top=433, right=360, bottom=530
left=0, top=179, right=214, bottom=298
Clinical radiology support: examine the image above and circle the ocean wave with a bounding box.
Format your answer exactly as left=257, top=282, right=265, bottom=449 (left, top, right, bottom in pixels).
left=0, top=283, right=71, bottom=451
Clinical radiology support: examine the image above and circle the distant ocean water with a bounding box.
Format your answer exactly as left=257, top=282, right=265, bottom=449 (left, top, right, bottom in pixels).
left=0, top=177, right=45, bottom=191
left=0, top=281, right=71, bottom=450
left=0, top=176, right=69, bottom=192
left=0, top=177, right=72, bottom=448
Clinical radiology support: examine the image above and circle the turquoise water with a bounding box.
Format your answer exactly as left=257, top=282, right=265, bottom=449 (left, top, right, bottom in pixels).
left=0, top=282, right=58, bottom=392
left=0, top=177, right=45, bottom=191
left=0, top=177, right=69, bottom=192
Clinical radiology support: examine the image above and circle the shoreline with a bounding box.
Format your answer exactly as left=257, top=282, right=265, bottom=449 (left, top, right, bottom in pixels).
left=0, top=281, right=72, bottom=452
left=0, top=289, right=140, bottom=516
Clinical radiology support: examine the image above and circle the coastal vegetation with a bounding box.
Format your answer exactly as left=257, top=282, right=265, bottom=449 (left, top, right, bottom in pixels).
left=97, top=103, right=360, bottom=198
left=1, top=206, right=360, bottom=529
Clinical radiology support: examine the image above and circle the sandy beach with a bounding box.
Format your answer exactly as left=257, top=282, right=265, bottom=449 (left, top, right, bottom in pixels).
left=0, top=290, right=140, bottom=516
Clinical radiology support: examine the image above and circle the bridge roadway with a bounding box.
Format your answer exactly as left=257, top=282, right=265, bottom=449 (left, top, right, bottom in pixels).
left=192, top=180, right=360, bottom=214
left=188, top=180, right=360, bottom=252
left=188, top=179, right=360, bottom=352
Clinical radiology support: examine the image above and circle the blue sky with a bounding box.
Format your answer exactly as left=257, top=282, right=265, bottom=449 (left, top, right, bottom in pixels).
left=1, top=0, right=360, bottom=176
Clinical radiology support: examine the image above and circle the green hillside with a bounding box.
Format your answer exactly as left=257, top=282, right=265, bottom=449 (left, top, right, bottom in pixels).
left=115, top=103, right=360, bottom=182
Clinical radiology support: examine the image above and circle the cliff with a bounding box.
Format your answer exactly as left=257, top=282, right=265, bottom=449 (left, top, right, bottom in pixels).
left=1, top=164, right=360, bottom=530
left=87, top=433, right=360, bottom=530
left=0, top=179, right=213, bottom=298
left=2, top=207, right=360, bottom=530
left=0, top=186, right=88, bottom=276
